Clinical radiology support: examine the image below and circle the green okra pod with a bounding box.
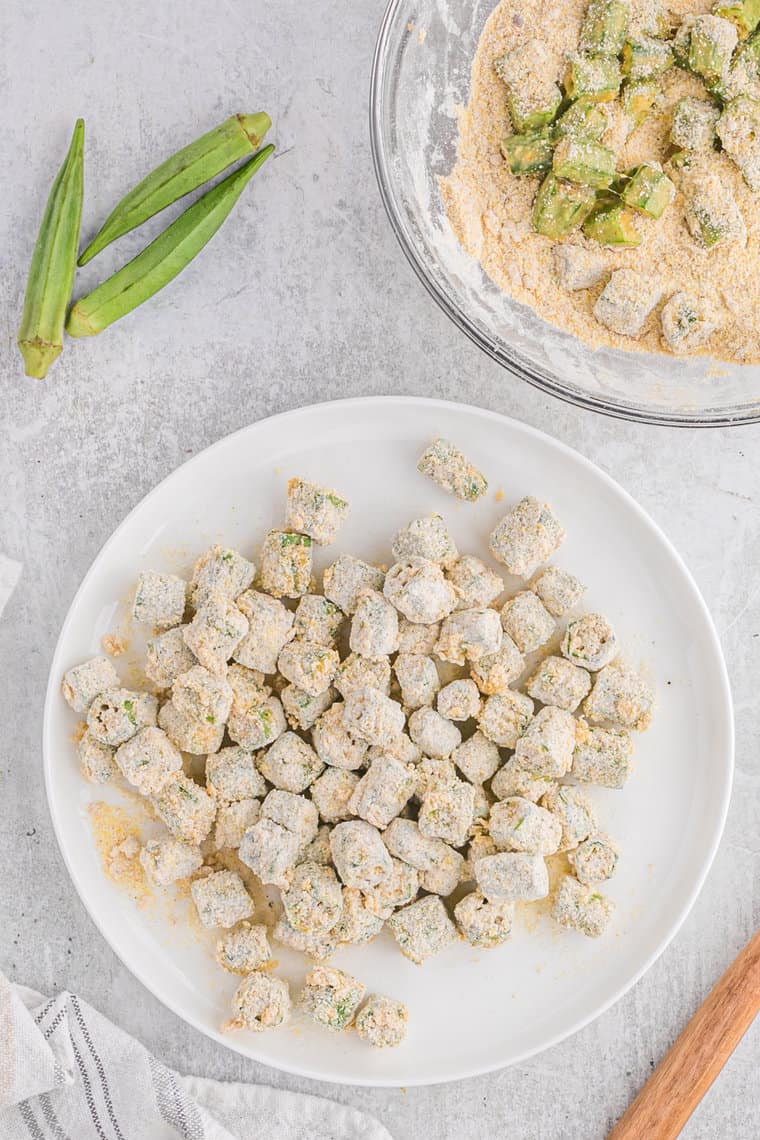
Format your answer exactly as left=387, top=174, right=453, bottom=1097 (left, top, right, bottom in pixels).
left=66, top=143, right=274, bottom=337
left=78, top=112, right=271, bottom=266
left=17, top=119, right=85, bottom=379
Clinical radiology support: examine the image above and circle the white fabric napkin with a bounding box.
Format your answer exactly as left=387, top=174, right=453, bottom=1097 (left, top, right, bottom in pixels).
left=0, top=974, right=393, bottom=1140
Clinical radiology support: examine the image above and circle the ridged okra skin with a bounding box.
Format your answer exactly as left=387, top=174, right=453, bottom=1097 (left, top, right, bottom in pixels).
left=553, top=98, right=608, bottom=141
left=622, top=35, right=674, bottom=79
left=552, top=136, right=617, bottom=189
left=620, top=162, right=676, bottom=218
left=502, top=131, right=555, bottom=176
left=532, top=174, right=597, bottom=239
left=716, top=95, right=760, bottom=189
left=583, top=202, right=642, bottom=247
left=670, top=97, right=720, bottom=150
left=713, top=0, right=760, bottom=40
left=688, top=14, right=739, bottom=84
left=579, top=0, right=629, bottom=56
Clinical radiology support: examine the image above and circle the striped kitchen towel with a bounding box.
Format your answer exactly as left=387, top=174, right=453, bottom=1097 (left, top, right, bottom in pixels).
left=0, top=974, right=392, bottom=1140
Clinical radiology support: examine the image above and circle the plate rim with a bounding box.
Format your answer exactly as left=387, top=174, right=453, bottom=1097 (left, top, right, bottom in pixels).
left=43, top=394, right=735, bottom=1086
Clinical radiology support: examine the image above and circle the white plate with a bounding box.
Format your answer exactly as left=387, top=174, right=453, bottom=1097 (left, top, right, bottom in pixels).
left=44, top=396, right=733, bottom=1087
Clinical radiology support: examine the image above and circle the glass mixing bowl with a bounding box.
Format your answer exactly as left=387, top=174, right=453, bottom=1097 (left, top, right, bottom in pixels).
left=370, top=0, right=760, bottom=426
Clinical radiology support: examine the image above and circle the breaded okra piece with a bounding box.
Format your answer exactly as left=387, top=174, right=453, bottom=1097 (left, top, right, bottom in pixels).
left=132, top=571, right=186, bottom=628
left=114, top=725, right=182, bottom=795
left=301, top=965, right=366, bottom=1031
left=418, top=765, right=475, bottom=847
left=500, top=591, right=555, bottom=654
left=216, top=922, right=271, bottom=974
left=514, top=706, right=577, bottom=778
left=191, top=869, right=253, bottom=929
left=206, top=745, right=267, bottom=801
left=258, top=531, right=313, bottom=598
left=580, top=0, right=629, bottom=56
left=681, top=162, right=747, bottom=250
left=342, top=687, right=405, bottom=747
left=323, top=555, right=385, bottom=614
left=87, top=688, right=158, bottom=747
left=562, top=614, right=618, bottom=671
left=553, top=243, right=608, bottom=292
left=533, top=174, right=597, bottom=239
left=285, top=478, right=350, bottom=546
left=491, top=756, right=555, bottom=803
left=258, top=731, right=323, bottom=793
left=671, top=97, right=720, bottom=151
left=452, top=731, right=501, bottom=785
left=454, top=890, right=515, bottom=949
left=475, top=851, right=549, bottom=902
left=478, top=691, right=534, bottom=748
left=334, top=652, right=392, bottom=698
left=238, top=818, right=301, bottom=888
left=584, top=659, right=654, bottom=730
left=158, top=699, right=224, bottom=755
left=495, top=39, right=563, bottom=131
left=78, top=732, right=119, bottom=784
left=541, top=785, right=597, bottom=850
left=396, top=617, right=441, bottom=655
left=282, top=860, right=344, bottom=934
left=394, top=652, right=441, bottom=708
left=350, top=590, right=400, bottom=658
left=660, top=292, right=718, bottom=355
left=310, top=766, right=359, bottom=822
left=564, top=52, right=622, bottom=101
left=348, top=753, right=416, bottom=828
left=489, top=797, right=562, bottom=856
left=277, top=639, right=340, bottom=697
left=384, top=559, right=458, bottom=624
left=171, top=664, right=233, bottom=725
left=299, top=824, right=333, bottom=867
left=227, top=972, right=291, bottom=1032
left=526, top=656, right=591, bottom=711
left=312, top=701, right=368, bottom=770
left=689, top=14, right=738, bottom=83
left=437, top=679, right=481, bottom=721
left=226, top=666, right=286, bottom=750
left=234, top=589, right=295, bottom=673
left=717, top=95, right=760, bottom=189
left=356, top=994, right=409, bottom=1047
left=183, top=592, right=248, bottom=674
left=139, top=836, right=203, bottom=885
left=383, top=819, right=463, bottom=896
left=368, top=732, right=421, bottom=766
left=388, top=895, right=457, bottom=964
left=573, top=722, right=633, bottom=787
left=260, top=788, right=319, bottom=848
left=330, top=820, right=393, bottom=890
left=489, top=497, right=565, bottom=578
left=281, top=683, right=336, bottom=731
left=62, top=656, right=120, bottom=712
left=470, top=634, right=525, bottom=695
left=293, top=594, right=345, bottom=646
left=190, top=545, right=255, bottom=607
left=568, top=834, right=619, bottom=885
left=552, top=874, right=614, bottom=937
left=272, top=914, right=339, bottom=961
left=533, top=566, right=586, bottom=617
left=362, top=857, right=420, bottom=918
left=408, top=707, right=462, bottom=759
left=145, top=627, right=197, bottom=689
left=435, top=607, right=502, bottom=666
left=392, top=515, right=458, bottom=567
left=151, top=775, right=216, bottom=844
left=417, top=438, right=488, bottom=502
left=334, top=887, right=385, bottom=945
left=213, top=799, right=261, bottom=850
left=447, top=555, right=504, bottom=610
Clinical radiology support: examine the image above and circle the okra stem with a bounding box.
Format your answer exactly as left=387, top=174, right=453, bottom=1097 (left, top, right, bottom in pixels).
left=78, top=112, right=271, bottom=266
left=17, top=120, right=85, bottom=379
left=66, top=144, right=274, bottom=338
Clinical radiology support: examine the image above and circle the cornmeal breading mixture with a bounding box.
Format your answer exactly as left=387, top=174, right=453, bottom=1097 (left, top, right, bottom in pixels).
left=441, top=0, right=760, bottom=362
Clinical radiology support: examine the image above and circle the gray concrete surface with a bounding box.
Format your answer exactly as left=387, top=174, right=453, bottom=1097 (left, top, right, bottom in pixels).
left=0, top=1, right=758, bottom=1136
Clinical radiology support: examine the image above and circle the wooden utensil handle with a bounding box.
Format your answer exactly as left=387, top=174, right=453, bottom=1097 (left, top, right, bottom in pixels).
left=608, top=931, right=760, bottom=1140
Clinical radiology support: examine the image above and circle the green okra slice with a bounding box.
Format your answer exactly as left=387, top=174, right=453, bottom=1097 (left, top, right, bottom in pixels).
left=621, top=35, right=674, bottom=79
left=713, top=0, right=760, bottom=39
left=688, top=14, right=739, bottom=83
left=716, top=95, right=760, bottom=188
left=532, top=174, right=597, bottom=238
left=723, top=29, right=760, bottom=96
left=579, top=0, right=629, bottom=56
left=620, top=162, right=676, bottom=217
left=78, top=113, right=271, bottom=266
left=621, top=79, right=660, bottom=128
left=553, top=97, right=608, bottom=140
left=583, top=202, right=642, bottom=246
left=681, top=167, right=746, bottom=248
left=672, top=16, right=697, bottom=67
left=564, top=53, right=622, bottom=101
left=66, top=144, right=274, bottom=337
left=670, top=97, right=720, bottom=151
left=502, top=131, right=555, bottom=176
left=494, top=41, right=563, bottom=132
left=552, top=136, right=617, bottom=188
left=17, top=119, right=85, bottom=379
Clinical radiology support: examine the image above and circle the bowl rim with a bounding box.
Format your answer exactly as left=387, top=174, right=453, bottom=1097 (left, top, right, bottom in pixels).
left=369, top=0, right=760, bottom=429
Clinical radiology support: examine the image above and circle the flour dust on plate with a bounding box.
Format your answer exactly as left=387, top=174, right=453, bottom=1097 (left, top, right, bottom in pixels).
left=44, top=397, right=732, bottom=1086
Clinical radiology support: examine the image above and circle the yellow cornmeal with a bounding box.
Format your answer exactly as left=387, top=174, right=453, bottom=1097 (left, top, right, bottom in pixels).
left=88, top=802, right=152, bottom=906
left=440, top=0, right=760, bottom=363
